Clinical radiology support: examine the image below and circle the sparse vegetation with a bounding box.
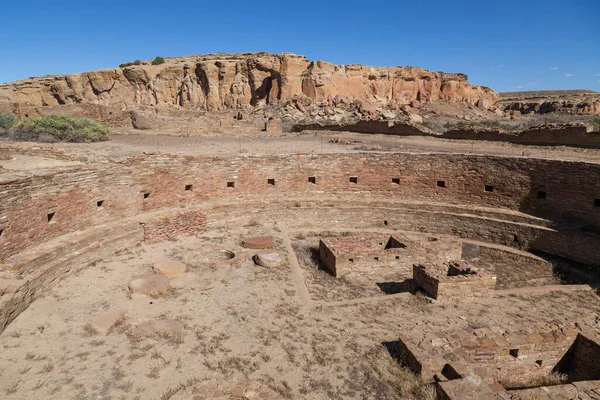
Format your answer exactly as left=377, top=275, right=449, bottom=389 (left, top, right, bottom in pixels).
left=0, top=112, right=16, bottom=130
left=4, top=115, right=109, bottom=142
left=151, top=56, right=166, bottom=65
left=501, top=371, right=568, bottom=390
left=443, top=119, right=516, bottom=131
left=118, top=59, right=142, bottom=68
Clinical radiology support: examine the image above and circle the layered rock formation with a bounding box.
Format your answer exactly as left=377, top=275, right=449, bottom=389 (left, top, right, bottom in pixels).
left=499, top=90, right=600, bottom=115
left=0, top=52, right=498, bottom=118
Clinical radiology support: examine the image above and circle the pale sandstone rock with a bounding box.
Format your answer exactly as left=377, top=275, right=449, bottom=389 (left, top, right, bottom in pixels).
left=408, top=113, right=423, bottom=124
left=128, top=273, right=170, bottom=296
left=133, top=319, right=184, bottom=339
left=89, top=309, right=125, bottom=336
left=254, top=252, right=283, bottom=268
left=153, top=259, right=187, bottom=277
left=242, top=236, right=274, bottom=249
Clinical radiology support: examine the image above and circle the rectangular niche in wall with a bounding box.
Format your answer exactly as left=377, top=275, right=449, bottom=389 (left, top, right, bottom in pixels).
left=349, top=176, right=358, bottom=184
left=97, top=200, right=104, bottom=208
left=143, top=192, right=150, bottom=199
left=0, top=228, right=3, bottom=238
left=47, top=212, right=56, bottom=223
left=485, top=185, right=494, bottom=192
left=308, top=176, right=316, bottom=184
left=537, top=191, right=547, bottom=200
left=594, top=198, right=600, bottom=207
left=392, top=178, right=400, bottom=185
left=227, top=181, right=235, bottom=188
left=267, top=178, right=275, bottom=186
left=437, top=180, right=446, bottom=188
left=185, top=184, right=193, bottom=191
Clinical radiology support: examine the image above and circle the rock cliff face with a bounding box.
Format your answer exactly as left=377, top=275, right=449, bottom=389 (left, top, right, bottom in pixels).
left=0, top=52, right=499, bottom=115
left=499, top=90, right=600, bottom=115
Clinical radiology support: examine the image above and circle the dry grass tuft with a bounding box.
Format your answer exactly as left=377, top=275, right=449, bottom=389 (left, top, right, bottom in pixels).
left=501, top=371, right=568, bottom=390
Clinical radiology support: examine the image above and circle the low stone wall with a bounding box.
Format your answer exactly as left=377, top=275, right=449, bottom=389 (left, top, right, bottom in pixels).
left=397, top=322, right=581, bottom=384
left=413, top=262, right=496, bottom=300
left=0, top=219, right=142, bottom=333
left=443, top=124, right=600, bottom=148
left=556, top=333, right=600, bottom=382
left=292, top=120, right=433, bottom=136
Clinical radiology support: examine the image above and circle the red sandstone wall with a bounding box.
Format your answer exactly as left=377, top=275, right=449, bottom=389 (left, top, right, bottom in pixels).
left=1, top=153, right=600, bottom=264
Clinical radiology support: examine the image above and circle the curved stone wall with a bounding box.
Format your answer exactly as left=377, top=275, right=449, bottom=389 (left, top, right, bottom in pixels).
left=1, top=152, right=600, bottom=264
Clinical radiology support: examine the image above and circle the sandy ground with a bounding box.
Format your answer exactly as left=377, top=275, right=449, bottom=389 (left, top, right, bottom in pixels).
left=38, top=132, right=600, bottom=165
left=0, top=154, right=81, bottom=170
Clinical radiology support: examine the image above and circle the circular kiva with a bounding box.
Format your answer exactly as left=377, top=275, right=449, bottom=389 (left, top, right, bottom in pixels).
left=128, top=274, right=171, bottom=296
left=153, top=259, right=187, bottom=277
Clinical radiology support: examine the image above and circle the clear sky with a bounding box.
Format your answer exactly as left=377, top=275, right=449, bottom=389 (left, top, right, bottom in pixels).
left=1, top=0, right=598, bottom=92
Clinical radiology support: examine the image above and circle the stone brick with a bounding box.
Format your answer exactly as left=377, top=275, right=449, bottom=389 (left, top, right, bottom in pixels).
left=89, top=309, right=125, bottom=336
left=242, top=236, right=274, bottom=249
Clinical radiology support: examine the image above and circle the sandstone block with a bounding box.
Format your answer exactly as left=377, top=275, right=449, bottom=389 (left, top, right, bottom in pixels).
left=254, top=252, right=283, bottom=268
left=153, top=259, right=187, bottom=277
left=89, top=309, right=125, bottom=336
left=242, top=236, right=274, bottom=249
left=128, top=274, right=170, bottom=296
left=133, top=319, right=184, bottom=339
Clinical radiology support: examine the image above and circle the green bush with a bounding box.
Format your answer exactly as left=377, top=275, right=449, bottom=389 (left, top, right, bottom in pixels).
left=10, top=115, right=109, bottom=142
left=0, top=113, right=16, bottom=130
left=119, top=59, right=142, bottom=68
left=151, top=56, right=165, bottom=65
left=443, top=120, right=515, bottom=131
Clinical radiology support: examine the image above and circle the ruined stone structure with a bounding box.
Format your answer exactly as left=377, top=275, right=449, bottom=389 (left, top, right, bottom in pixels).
left=1, top=143, right=600, bottom=399
left=1, top=151, right=600, bottom=330
left=398, top=323, right=600, bottom=399
left=412, top=261, right=496, bottom=300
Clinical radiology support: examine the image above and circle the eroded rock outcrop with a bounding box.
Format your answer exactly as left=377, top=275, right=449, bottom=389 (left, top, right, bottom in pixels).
left=499, top=90, right=600, bottom=115
left=0, top=52, right=498, bottom=117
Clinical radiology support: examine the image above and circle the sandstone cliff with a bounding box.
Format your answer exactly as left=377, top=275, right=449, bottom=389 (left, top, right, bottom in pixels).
left=0, top=52, right=499, bottom=116
left=499, top=90, right=600, bottom=115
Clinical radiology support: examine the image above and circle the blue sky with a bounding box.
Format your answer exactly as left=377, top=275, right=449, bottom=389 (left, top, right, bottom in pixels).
left=1, top=0, right=598, bottom=92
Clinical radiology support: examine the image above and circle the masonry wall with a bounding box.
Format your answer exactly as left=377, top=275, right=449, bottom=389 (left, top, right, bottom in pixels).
left=556, top=334, right=600, bottom=382
left=1, top=153, right=600, bottom=265
left=319, top=240, right=337, bottom=276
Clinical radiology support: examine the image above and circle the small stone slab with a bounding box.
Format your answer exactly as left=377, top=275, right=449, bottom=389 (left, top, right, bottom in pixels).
left=242, top=236, right=274, bottom=249
left=254, top=252, right=283, bottom=268
left=153, top=259, right=187, bottom=277
left=90, top=309, right=125, bottom=336
left=133, top=319, right=184, bottom=339
left=128, top=274, right=170, bottom=296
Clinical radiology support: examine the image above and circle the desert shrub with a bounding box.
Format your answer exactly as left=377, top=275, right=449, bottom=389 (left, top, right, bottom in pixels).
left=151, top=56, right=165, bottom=65
left=0, top=112, right=16, bottom=130
left=591, top=117, right=600, bottom=132
left=10, top=115, right=109, bottom=142
left=444, top=120, right=516, bottom=131
left=119, top=59, right=142, bottom=68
